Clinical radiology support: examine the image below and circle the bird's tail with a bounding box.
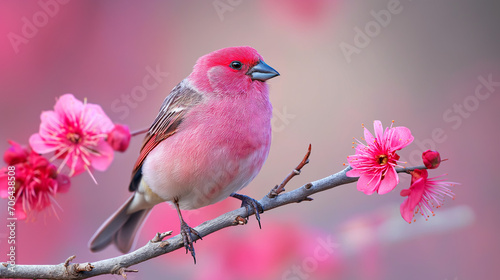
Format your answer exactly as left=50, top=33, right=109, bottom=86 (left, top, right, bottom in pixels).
left=89, top=194, right=151, bottom=253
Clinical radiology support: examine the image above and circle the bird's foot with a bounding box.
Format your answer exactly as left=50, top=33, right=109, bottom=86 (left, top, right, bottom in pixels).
left=180, top=221, right=202, bottom=264
left=230, top=193, right=264, bottom=229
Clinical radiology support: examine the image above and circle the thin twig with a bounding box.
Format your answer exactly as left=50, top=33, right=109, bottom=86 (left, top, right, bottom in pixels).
left=130, top=127, right=149, bottom=137
left=63, top=255, right=76, bottom=268
left=268, top=144, right=312, bottom=198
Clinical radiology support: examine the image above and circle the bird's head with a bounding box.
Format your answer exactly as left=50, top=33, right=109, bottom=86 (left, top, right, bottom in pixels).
left=189, top=46, right=279, bottom=96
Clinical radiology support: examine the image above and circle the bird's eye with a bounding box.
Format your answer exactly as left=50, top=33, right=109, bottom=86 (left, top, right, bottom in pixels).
left=230, top=61, right=243, bottom=70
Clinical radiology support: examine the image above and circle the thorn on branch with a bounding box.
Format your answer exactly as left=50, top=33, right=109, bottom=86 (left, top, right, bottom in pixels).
left=268, top=144, right=312, bottom=198
left=233, top=215, right=247, bottom=225
left=151, top=231, right=173, bottom=243
left=151, top=231, right=172, bottom=248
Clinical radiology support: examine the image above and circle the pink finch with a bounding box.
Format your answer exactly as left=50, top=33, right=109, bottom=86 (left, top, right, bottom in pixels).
left=89, top=46, right=279, bottom=262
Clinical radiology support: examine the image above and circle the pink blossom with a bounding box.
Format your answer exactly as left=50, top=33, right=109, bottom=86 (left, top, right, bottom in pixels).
left=107, top=124, right=131, bottom=152
left=29, top=94, right=114, bottom=180
left=347, top=120, right=414, bottom=195
left=0, top=141, right=71, bottom=220
left=3, top=140, right=29, bottom=165
left=422, top=149, right=441, bottom=169
left=400, top=169, right=456, bottom=223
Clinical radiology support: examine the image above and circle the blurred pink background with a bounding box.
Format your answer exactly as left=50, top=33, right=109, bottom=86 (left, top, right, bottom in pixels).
left=1, top=0, right=499, bottom=279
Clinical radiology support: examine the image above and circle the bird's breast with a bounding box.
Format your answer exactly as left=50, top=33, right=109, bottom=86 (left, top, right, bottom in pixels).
left=142, top=95, right=272, bottom=209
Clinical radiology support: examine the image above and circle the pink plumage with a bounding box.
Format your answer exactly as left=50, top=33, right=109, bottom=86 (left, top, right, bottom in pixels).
left=89, top=46, right=279, bottom=262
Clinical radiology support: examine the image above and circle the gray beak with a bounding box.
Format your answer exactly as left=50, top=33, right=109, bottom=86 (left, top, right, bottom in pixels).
left=247, top=60, right=280, bottom=81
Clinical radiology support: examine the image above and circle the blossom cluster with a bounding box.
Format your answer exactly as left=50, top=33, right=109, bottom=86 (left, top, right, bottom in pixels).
left=0, top=94, right=131, bottom=219
left=347, top=120, right=457, bottom=223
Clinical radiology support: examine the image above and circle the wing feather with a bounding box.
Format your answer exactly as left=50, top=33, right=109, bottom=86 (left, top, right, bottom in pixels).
left=129, top=80, right=204, bottom=191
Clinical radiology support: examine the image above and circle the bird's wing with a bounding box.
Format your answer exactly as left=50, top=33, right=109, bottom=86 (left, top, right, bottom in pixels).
left=129, top=80, right=204, bottom=192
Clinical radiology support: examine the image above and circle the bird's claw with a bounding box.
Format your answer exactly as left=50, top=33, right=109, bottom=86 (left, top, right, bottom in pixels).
left=230, top=193, right=264, bottom=229
left=180, top=221, right=202, bottom=264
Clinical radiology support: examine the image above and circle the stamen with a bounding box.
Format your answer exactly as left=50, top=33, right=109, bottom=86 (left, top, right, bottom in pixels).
left=86, top=166, right=98, bottom=185
left=57, top=148, right=73, bottom=174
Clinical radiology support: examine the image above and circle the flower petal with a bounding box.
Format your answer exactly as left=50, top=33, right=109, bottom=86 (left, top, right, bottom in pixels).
left=89, top=140, right=114, bottom=171
left=373, top=120, right=384, bottom=140
left=83, top=104, right=114, bottom=134
left=400, top=198, right=414, bottom=223
left=400, top=178, right=427, bottom=223
left=377, top=166, right=399, bottom=194
left=29, top=133, right=57, bottom=154
left=407, top=177, right=426, bottom=210
left=354, top=144, right=367, bottom=155
left=69, top=155, right=87, bottom=176
left=38, top=111, right=63, bottom=140
left=357, top=173, right=381, bottom=195
left=390, top=126, right=414, bottom=150
left=54, top=94, right=83, bottom=123
left=364, top=127, right=375, bottom=145
left=347, top=154, right=363, bottom=168
left=4, top=141, right=29, bottom=165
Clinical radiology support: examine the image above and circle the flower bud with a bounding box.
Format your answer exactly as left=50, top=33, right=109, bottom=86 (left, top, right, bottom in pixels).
left=56, top=174, right=71, bottom=193
left=107, top=124, right=131, bottom=152
left=422, top=150, right=441, bottom=169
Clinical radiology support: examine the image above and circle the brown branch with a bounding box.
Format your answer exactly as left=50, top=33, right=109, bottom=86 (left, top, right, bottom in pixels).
left=268, top=144, right=312, bottom=198
left=0, top=151, right=427, bottom=279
